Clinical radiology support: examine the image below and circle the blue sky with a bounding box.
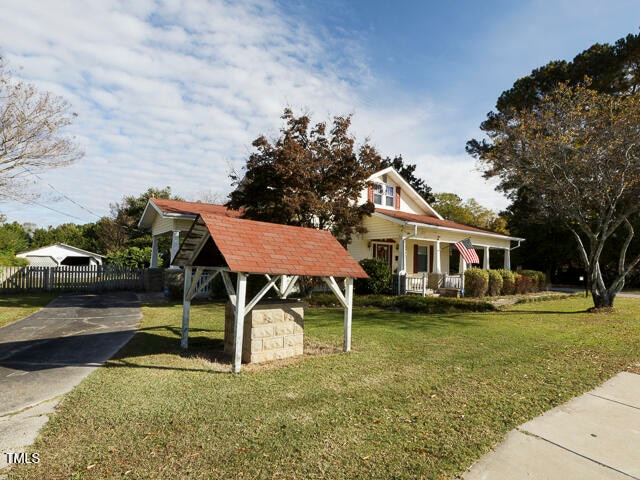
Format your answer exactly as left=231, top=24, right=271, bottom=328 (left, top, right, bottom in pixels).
left=1, top=0, right=640, bottom=228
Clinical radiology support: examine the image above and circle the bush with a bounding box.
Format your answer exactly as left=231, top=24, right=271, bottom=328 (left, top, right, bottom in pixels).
left=0, top=252, right=29, bottom=267
left=520, top=270, right=546, bottom=291
left=307, top=292, right=497, bottom=313
left=514, top=274, right=534, bottom=294
left=497, top=269, right=515, bottom=295
left=464, top=267, right=489, bottom=297
left=354, top=258, right=392, bottom=295
left=487, top=270, right=503, bottom=296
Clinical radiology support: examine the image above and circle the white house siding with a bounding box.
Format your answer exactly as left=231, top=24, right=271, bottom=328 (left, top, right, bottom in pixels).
left=361, top=215, right=403, bottom=239
left=151, top=216, right=195, bottom=237
left=348, top=236, right=370, bottom=263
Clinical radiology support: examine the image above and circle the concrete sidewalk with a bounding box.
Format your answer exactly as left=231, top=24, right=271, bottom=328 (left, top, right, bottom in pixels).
left=464, top=371, right=640, bottom=479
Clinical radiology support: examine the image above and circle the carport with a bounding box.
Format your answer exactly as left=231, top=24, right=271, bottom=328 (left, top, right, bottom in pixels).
left=172, top=213, right=368, bottom=373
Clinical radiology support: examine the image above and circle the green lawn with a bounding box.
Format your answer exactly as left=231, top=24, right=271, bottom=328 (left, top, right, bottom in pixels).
left=0, top=293, right=57, bottom=328
left=7, top=296, right=640, bottom=480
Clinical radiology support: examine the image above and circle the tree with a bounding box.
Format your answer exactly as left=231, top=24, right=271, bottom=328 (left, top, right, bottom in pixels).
left=227, top=108, right=381, bottom=245
left=431, top=192, right=509, bottom=234
left=0, top=58, right=83, bottom=195
left=467, top=32, right=640, bottom=281
left=380, top=155, right=435, bottom=203
left=470, top=81, right=640, bottom=308
left=101, top=187, right=181, bottom=253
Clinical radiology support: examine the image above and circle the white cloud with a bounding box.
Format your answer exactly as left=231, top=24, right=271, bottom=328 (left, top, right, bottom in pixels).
left=5, top=0, right=634, bottom=227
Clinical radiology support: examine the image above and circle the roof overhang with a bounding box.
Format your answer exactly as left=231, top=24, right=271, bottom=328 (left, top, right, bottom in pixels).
left=373, top=211, right=525, bottom=243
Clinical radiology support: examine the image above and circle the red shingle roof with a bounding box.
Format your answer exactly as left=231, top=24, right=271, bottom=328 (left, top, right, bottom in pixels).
left=150, top=198, right=242, bottom=217
left=176, top=213, right=368, bottom=278
left=375, top=208, right=504, bottom=236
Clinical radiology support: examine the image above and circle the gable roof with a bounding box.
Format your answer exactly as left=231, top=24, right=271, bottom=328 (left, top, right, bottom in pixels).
left=17, top=243, right=104, bottom=259
left=173, top=213, right=368, bottom=278
left=368, top=167, right=443, bottom=219
left=374, top=208, right=524, bottom=241
left=138, top=198, right=241, bottom=229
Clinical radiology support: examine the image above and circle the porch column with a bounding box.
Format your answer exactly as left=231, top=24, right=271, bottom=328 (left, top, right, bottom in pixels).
left=434, top=240, right=442, bottom=274
left=504, top=248, right=511, bottom=270
left=398, top=237, right=407, bottom=294
left=170, top=230, right=180, bottom=268
left=459, top=256, right=467, bottom=274
left=483, top=246, right=490, bottom=270
left=150, top=235, right=160, bottom=268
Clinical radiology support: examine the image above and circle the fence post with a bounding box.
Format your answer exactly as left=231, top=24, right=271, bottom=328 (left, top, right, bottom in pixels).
left=422, top=273, right=427, bottom=297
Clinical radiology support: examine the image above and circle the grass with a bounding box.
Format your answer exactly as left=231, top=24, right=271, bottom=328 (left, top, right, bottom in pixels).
left=6, top=296, right=640, bottom=479
left=0, top=293, right=57, bottom=328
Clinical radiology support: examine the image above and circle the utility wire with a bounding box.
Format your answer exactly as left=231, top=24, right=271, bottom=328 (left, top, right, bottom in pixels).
left=0, top=192, right=87, bottom=222
left=20, top=166, right=103, bottom=219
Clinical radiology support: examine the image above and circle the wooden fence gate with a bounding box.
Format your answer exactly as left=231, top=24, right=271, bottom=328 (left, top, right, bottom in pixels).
left=0, top=266, right=145, bottom=293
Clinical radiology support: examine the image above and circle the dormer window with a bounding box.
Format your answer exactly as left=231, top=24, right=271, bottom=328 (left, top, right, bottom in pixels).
left=373, top=183, right=396, bottom=207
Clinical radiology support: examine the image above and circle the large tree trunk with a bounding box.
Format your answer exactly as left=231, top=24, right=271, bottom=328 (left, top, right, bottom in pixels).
left=591, top=285, right=615, bottom=308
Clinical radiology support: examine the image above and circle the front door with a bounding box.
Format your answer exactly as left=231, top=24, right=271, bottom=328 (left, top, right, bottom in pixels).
left=373, top=243, right=393, bottom=270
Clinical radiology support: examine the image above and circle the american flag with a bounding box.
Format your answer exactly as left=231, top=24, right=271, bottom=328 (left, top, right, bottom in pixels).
left=455, top=238, right=480, bottom=265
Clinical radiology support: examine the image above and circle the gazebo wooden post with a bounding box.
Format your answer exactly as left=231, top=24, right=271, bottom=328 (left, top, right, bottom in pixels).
left=343, top=277, right=353, bottom=352
left=181, top=266, right=193, bottom=349
left=232, top=273, right=248, bottom=373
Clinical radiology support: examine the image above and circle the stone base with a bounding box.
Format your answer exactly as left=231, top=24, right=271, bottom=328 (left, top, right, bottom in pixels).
left=225, top=299, right=304, bottom=364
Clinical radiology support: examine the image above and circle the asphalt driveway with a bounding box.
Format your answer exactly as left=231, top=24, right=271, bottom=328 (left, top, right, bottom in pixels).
left=0, top=292, right=141, bottom=469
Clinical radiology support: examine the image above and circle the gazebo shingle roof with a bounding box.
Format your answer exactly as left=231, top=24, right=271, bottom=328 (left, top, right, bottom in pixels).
left=174, top=213, right=368, bottom=278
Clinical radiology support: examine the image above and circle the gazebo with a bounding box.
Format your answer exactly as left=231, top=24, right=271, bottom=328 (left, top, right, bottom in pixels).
left=172, top=213, right=368, bottom=373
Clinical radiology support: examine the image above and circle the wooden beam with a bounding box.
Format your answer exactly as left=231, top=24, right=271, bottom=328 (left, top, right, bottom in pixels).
left=281, top=275, right=299, bottom=299
left=221, top=271, right=236, bottom=308
left=181, top=266, right=193, bottom=349
left=232, top=273, right=248, bottom=373
left=264, top=274, right=282, bottom=296
left=245, top=275, right=281, bottom=315
left=343, top=277, right=353, bottom=352
left=185, top=266, right=205, bottom=301
left=322, top=276, right=347, bottom=308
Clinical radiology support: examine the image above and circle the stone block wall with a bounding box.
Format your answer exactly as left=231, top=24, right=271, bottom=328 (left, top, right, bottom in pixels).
left=225, top=300, right=304, bottom=364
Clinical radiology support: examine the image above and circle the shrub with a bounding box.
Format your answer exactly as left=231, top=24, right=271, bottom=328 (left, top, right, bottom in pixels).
left=464, top=267, right=489, bottom=297
left=0, top=252, right=29, bottom=267
left=497, top=269, right=515, bottom=295
left=354, top=258, right=392, bottom=295
left=520, top=270, right=546, bottom=291
left=487, top=270, right=503, bottom=296
left=514, top=273, right=535, bottom=294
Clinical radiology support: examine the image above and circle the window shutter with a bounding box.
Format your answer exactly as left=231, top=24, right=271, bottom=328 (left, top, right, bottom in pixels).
left=395, top=186, right=401, bottom=210
left=367, top=183, right=374, bottom=203
left=413, top=244, right=418, bottom=273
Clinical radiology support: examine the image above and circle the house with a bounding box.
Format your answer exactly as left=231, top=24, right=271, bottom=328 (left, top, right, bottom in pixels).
left=347, top=167, right=523, bottom=293
left=138, top=167, right=523, bottom=294
left=137, top=198, right=241, bottom=267
left=16, top=243, right=104, bottom=267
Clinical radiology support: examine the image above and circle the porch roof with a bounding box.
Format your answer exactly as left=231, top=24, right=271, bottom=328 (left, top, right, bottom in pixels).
left=374, top=208, right=524, bottom=241
left=138, top=198, right=241, bottom=230
left=173, top=213, right=368, bottom=278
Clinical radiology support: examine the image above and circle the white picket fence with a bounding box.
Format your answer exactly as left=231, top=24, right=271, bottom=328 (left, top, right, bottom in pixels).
left=0, top=265, right=145, bottom=293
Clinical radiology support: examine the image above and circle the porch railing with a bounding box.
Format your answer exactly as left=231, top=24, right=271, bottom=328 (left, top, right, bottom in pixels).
left=404, top=273, right=463, bottom=296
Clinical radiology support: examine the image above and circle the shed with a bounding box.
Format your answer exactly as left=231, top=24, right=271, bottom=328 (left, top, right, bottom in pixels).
left=172, top=213, right=368, bottom=373
left=16, top=243, right=104, bottom=267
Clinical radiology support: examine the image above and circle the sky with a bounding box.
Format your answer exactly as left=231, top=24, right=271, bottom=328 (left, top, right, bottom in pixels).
left=1, top=0, right=640, bottom=228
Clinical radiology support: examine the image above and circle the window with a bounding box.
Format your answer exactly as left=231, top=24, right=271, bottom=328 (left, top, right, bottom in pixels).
left=416, top=246, right=428, bottom=272
left=385, top=186, right=395, bottom=206
left=373, top=182, right=396, bottom=207
left=373, top=242, right=393, bottom=270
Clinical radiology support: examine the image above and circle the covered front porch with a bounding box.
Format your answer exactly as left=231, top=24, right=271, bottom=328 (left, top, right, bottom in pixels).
left=363, top=226, right=520, bottom=297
